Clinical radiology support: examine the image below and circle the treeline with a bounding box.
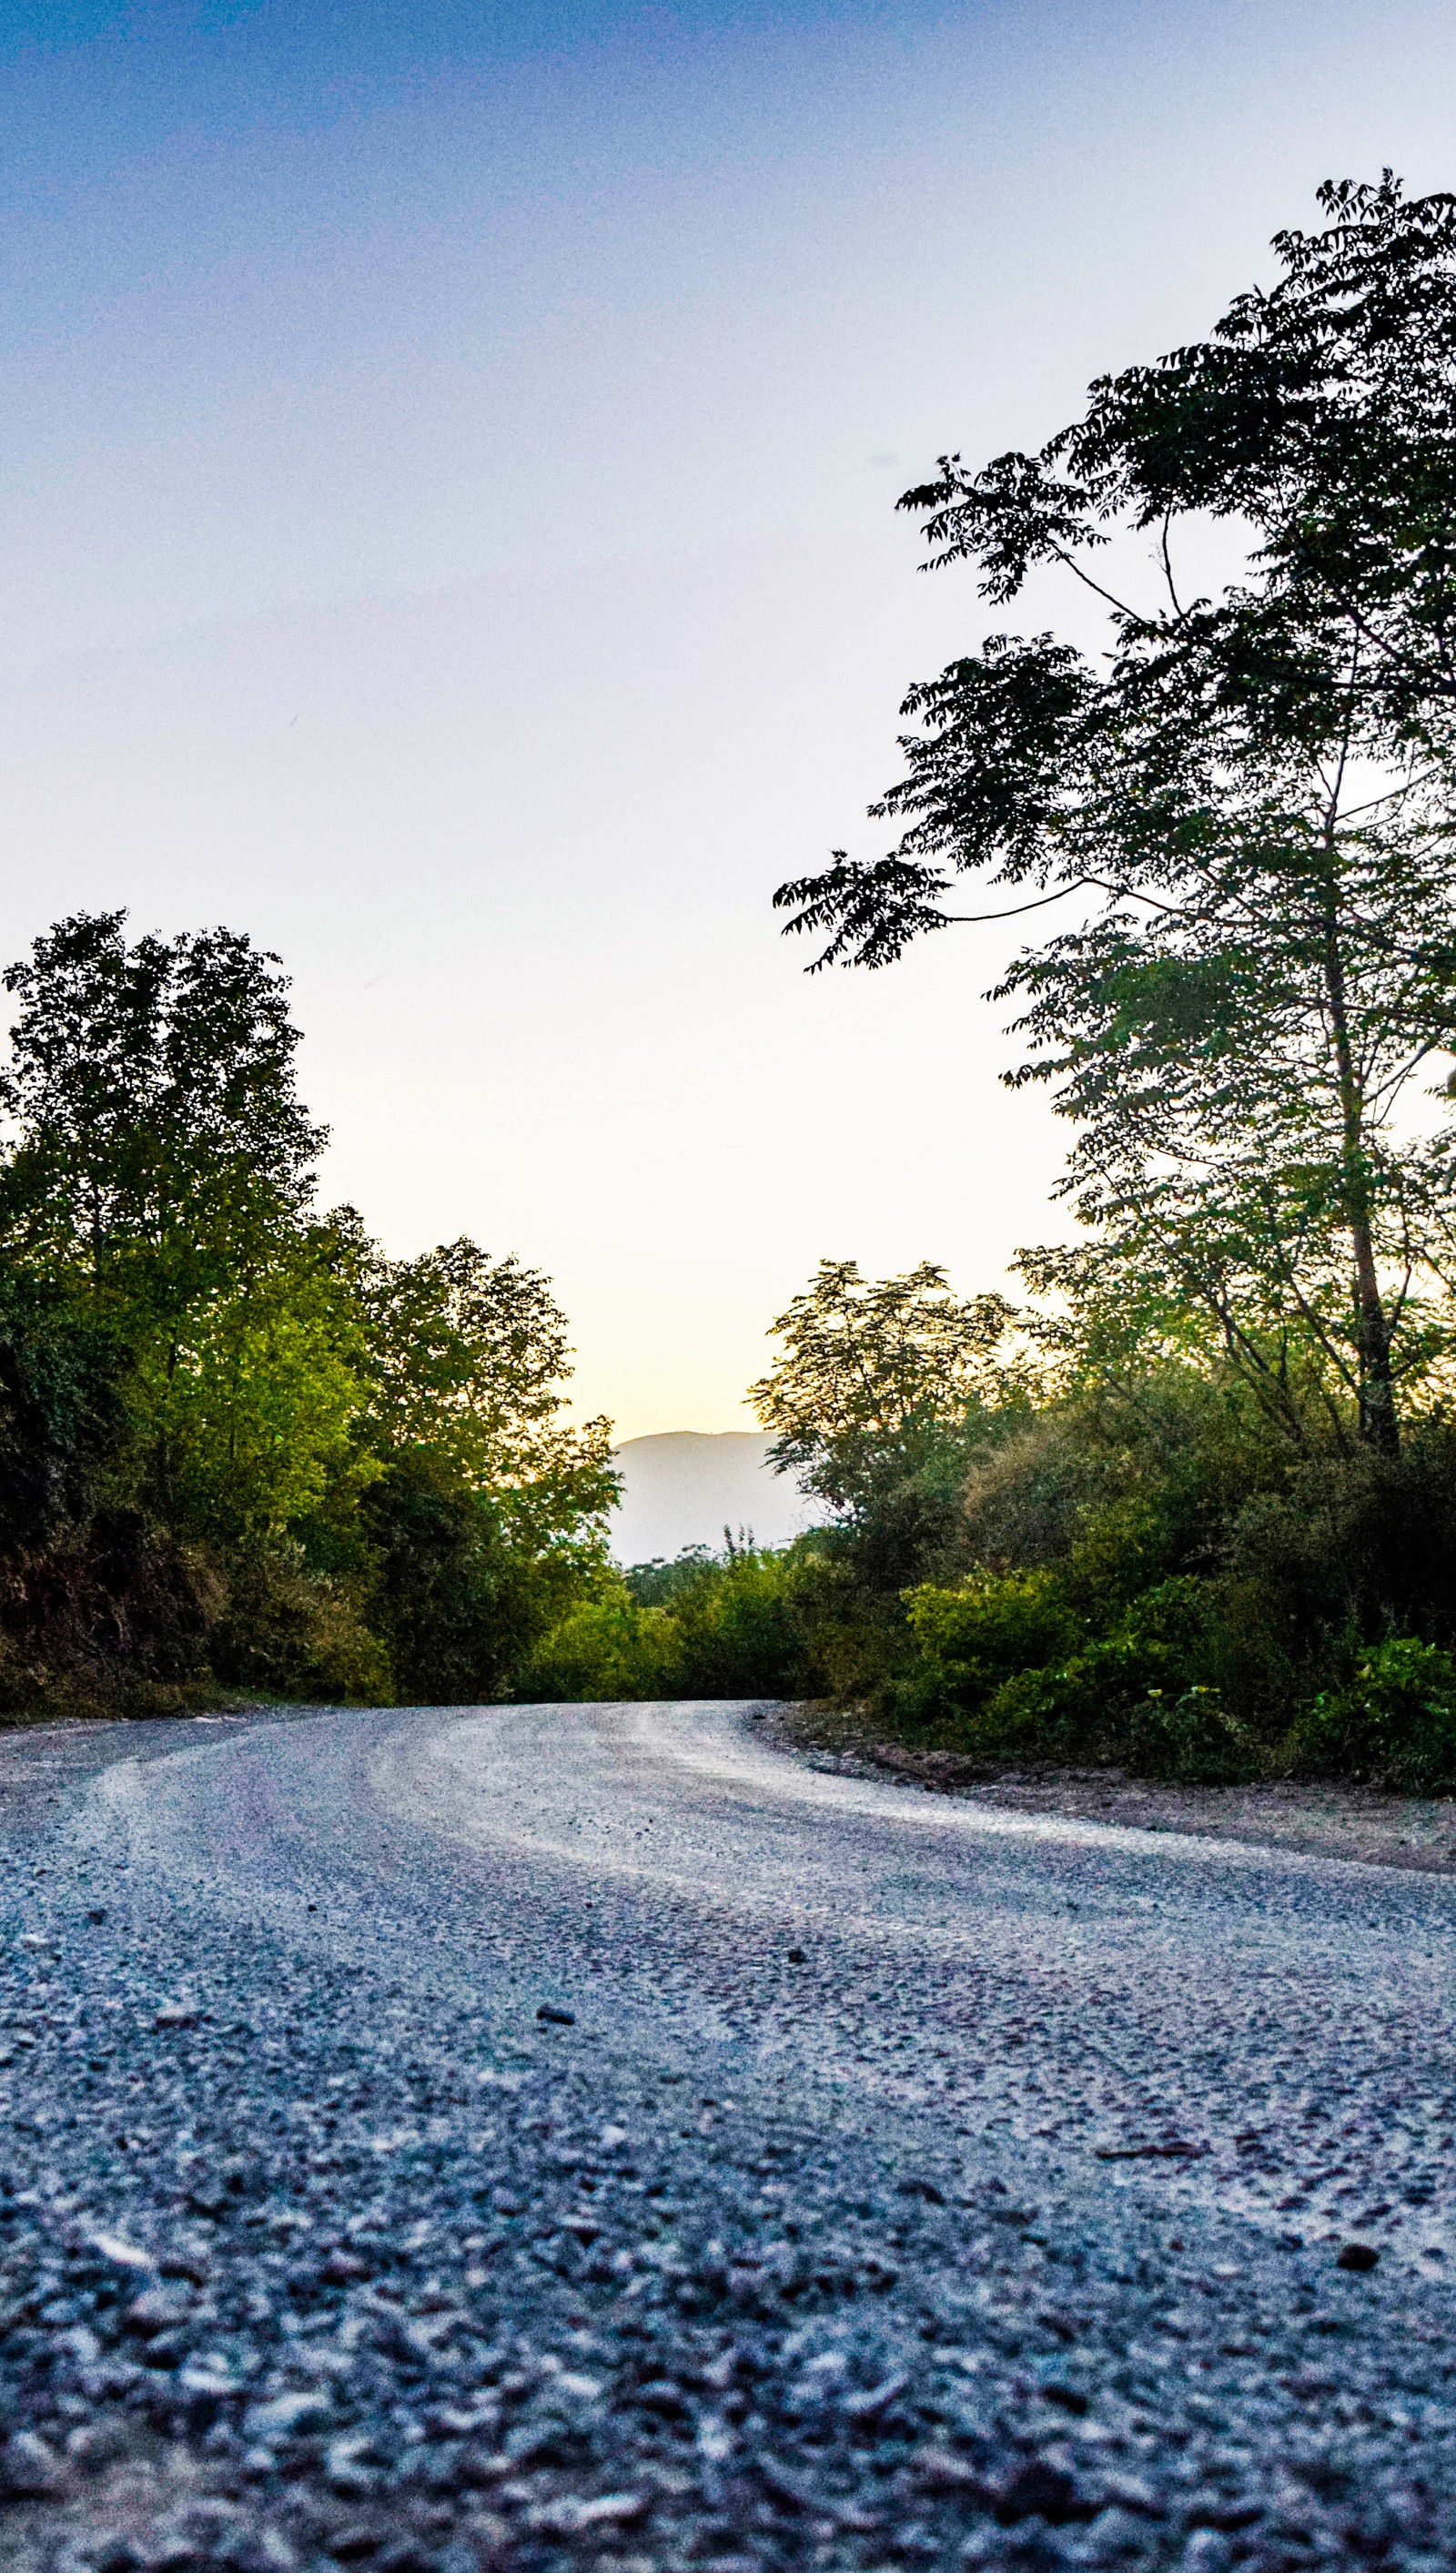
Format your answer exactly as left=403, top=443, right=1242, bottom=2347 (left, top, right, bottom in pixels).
left=0, top=913, right=617, bottom=1718
left=548, top=178, right=1456, bottom=1792
left=18, top=177, right=1456, bottom=1796
left=548, top=1258, right=1456, bottom=1792
left=6, top=912, right=1456, bottom=1789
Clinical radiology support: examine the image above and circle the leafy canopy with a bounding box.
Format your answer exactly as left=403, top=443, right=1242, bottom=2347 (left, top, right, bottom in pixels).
left=776, top=177, right=1456, bottom=1450
left=359, top=1236, right=618, bottom=1533
left=0, top=914, right=619, bottom=1708
left=750, top=1257, right=1016, bottom=1518
left=0, top=910, right=322, bottom=1301
left=0, top=911, right=359, bottom=1534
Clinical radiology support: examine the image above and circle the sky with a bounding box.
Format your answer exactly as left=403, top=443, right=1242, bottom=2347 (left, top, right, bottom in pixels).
left=5, top=0, right=1456, bottom=1435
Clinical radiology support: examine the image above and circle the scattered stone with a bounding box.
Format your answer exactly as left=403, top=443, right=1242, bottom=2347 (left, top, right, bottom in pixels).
left=1100, top=2474, right=1163, bottom=2517
left=327, top=2434, right=382, bottom=2496
left=1095, top=2141, right=1208, bottom=2162
left=325, top=2527, right=383, bottom=2560
left=1184, top=2495, right=1263, bottom=2534
left=124, top=2285, right=194, bottom=2336
left=1082, top=2504, right=1158, bottom=2561
left=246, top=2390, right=334, bottom=2441
left=1338, top=2242, right=1381, bottom=2273
left=914, top=2446, right=988, bottom=2493
left=178, top=2354, right=248, bottom=2396
left=0, top=2426, right=64, bottom=2495
left=90, top=2230, right=157, bottom=2273
left=322, top=2246, right=370, bottom=2283
left=529, top=2491, right=648, bottom=2535
left=995, top=2457, right=1090, bottom=2527
left=844, top=2369, right=910, bottom=2423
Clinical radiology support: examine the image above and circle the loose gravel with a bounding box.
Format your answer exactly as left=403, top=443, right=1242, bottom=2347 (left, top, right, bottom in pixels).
left=1, top=1701, right=1454, bottom=2573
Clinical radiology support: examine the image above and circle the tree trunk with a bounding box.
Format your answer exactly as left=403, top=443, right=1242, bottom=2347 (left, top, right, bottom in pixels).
left=1322, top=899, right=1399, bottom=1454
left=1349, top=1207, right=1399, bottom=1453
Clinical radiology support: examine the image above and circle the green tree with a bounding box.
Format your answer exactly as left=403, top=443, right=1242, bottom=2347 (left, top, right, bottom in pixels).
left=150, top=1220, right=370, bottom=1544
left=359, top=1238, right=619, bottom=1698
left=750, top=1260, right=1017, bottom=1588
left=777, top=177, right=1456, bottom=1453
left=0, top=912, right=350, bottom=1528
left=0, top=912, right=623, bottom=1713
left=751, top=1259, right=1016, bottom=1514
left=359, top=1238, right=611, bottom=1491
left=0, top=1268, right=127, bottom=1556
left=1, top=911, right=321, bottom=1292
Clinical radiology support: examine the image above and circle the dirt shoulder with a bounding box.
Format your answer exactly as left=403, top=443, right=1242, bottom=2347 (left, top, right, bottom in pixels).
left=763, top=1701, right=1456, bottom=1875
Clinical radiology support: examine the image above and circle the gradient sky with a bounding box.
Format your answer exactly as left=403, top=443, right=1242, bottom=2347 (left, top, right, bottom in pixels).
left=5, top=0, right=1456, bottom=1434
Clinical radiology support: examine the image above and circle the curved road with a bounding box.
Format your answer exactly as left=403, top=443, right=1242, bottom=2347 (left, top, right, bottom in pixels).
left=3, top=1699, right=1456, bottom=2570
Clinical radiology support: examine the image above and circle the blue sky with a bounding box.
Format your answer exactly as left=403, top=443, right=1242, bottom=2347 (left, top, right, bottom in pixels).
left=5, top=0, right=1456, bottom=1431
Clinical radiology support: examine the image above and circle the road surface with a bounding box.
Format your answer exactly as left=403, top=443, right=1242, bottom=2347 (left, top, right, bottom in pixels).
left=2, top=1698, right=1455, bottom=2570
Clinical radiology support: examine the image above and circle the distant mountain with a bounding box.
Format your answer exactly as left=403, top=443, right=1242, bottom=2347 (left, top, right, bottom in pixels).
left=607, top=1430, right=814, bottom=1565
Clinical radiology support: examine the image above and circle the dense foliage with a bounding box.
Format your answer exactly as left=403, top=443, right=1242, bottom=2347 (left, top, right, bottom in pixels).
left=0, top=911, right=616, bottom=1718
left=8, top=901, right=1456, bottom=1783
left=535, top=1253, right=1456, bottom=1790
left=568, top=175, right=1455, bottom=1793
left=778, top=177, right=1456, bottom=1456
left=16, top=181, right=1456, bottom=1795
left=489, top=179, right=1456, bottom=1786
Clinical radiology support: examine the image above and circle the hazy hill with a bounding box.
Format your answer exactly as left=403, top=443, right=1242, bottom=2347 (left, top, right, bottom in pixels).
left=608, top=1430, right=813, bottom=1565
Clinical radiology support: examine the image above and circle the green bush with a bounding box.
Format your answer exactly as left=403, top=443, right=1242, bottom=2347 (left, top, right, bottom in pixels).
left=209, top=1542, right=393, bottom=1706
left=1121, top=1687, right=1257, bottom=1785
left=905, top=1568, right=1080, bottom=1706
left=525, top=1585, right=678, bottom=1702
left=890, top=1568, right=1078, bottom=1731
left=1285, top=1636, right=1456, bottom=1792
left=622, top=1548, right=718, bottom=1606
left=895, top=1573, right=1255, bottom=1772
left=528, top=1543, right=825, bottom=1704
left=670, top=1547, right=818, bottom=1697
left=0, top=1514, right=221, bottom=1721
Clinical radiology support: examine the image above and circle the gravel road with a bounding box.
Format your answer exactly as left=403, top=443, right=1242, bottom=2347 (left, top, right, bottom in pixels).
left=2, top=1698, right=1455, bottom=2573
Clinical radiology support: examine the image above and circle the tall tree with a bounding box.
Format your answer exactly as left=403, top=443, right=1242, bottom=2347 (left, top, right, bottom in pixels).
left=0, top=911, right=346, bottom=1524
left=358, top=1238, right=619, bottom=1700
left=751, top=1258, right=1016, bottom=1518
left=0, top=911, right=322, bottom=1297
left=359, top=1236, right=616, bottom=1520
left=776, top=177, right=1456, bottom=1452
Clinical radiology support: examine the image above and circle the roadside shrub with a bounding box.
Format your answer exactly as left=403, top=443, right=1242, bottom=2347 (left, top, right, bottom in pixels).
left=529, top=1543, right=830, bottom=1703
left=896, top=1569, right=1079, bottom=1732
left=1285, top=1636, right=1456, bottom=1792
left=958, top=1372, right=1283, bottom=1596
left=0, top=1514, right=220, bottom=1720
left=622, top=1548, right=718, bottom=1606
left=668, top=1547, right=814, bottom=1697
left=526, top=1585, right=678, bottom=1702
left=358, top=1454, right=612, bottom=1704
left=864, top=1373, right=1456, bottom=1781
left=896, top=1574, right=1246, bottom=1770
left=1121, top=1685, right=1258, bottom=1785
left=209, top=1542, right=392, bottom=1705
